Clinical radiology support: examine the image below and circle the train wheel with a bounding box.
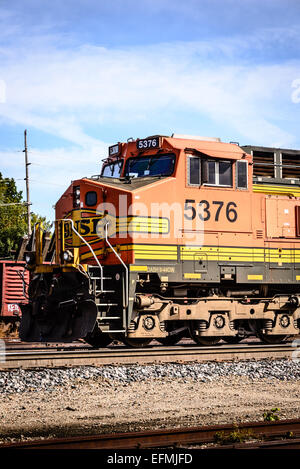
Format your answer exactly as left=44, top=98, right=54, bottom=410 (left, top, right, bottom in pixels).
left=19, top=304, right=34, bottom=341
left=157, top=328, right=186, bottom=345
left=223, top=336, right=243, bottom=344
left=122, top=337, right=152, bottom=347
left=192, top=336, right=221, bottom=345
left=84, top=324, right=112, bottom=348
left=157, top=335, right=182, bottom=346
left=258, top=334, right=289, bottom=344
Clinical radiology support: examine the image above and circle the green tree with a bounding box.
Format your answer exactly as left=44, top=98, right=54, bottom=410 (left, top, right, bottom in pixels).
left=30, top=212, right=52, bottom=232
left=0, top=173, right=52, bottom=258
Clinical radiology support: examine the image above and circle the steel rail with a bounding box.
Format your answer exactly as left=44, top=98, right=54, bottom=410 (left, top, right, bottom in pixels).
left=210, top=438, right=300, bottom=450
left=0, top=342, right=298, bottom=370
left=1, top=418, right=300, bottom=449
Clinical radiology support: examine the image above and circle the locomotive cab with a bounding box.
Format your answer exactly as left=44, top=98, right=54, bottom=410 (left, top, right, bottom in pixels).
left=19, top=135, right=300, bottom=347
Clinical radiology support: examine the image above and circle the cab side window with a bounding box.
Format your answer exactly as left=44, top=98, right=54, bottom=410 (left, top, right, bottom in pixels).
left=187, top=156, right=201, bottom=186
left=203, top=160, right=232, bottom=187
left=236, top=160, right=248, bottom=189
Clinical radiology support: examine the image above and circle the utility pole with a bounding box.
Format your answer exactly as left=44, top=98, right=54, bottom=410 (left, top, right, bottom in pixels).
left=23, top=129, right=31, bottom=236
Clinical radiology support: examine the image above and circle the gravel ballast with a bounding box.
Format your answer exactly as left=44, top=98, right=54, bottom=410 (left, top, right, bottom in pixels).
left=1, top=359, right=300, bottom=393
left=1, top=358, right=300, bottom=443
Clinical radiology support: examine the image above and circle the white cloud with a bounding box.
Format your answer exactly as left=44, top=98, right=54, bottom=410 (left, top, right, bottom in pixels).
left=1, top=20, right=300, bottom=218
left=0, top=33, right=299, bottom=149
left=0, top=80, right=6, bottom=103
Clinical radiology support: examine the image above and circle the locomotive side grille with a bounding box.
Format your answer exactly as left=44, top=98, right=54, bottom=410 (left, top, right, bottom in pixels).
left=256, top=230, right=264, bottom=239
left=252, top=150, right=275, bottom=178
left=282, top=153, right=300, bottom=179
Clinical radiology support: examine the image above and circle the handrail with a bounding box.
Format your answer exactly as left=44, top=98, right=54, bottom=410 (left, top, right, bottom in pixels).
left=105, top=222, right=129, bottom=308
left=58, top=218, right=129, bottom=309
left=63, top=218, right=104, bottom=292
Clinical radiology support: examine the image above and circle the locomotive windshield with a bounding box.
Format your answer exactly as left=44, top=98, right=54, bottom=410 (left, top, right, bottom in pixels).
left=124, top=154, right=176, bottom=178
left=101, top=160, right=123, bottom=178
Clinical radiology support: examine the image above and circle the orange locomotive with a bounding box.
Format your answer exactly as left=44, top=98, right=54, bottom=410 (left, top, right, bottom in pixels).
left=20, top=134, right=300, bottom=346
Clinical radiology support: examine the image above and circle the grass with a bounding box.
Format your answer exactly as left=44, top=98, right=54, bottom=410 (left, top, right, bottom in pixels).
left=214, top=423, right=255, bottom=445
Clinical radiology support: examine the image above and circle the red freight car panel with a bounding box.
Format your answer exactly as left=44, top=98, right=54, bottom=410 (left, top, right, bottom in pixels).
left=0, top=261, right=29, bottom=318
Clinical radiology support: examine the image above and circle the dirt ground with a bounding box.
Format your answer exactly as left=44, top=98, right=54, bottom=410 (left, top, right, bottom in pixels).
left=1, top=374, right=300, bottom=444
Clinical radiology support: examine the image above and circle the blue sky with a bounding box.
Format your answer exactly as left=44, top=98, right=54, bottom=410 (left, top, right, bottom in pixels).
left=0, top=0, right=300, bottom=221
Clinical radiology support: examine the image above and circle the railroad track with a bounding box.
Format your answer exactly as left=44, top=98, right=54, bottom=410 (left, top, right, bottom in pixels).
left=1, top=418, right=300, bottom=449
left=4, top=341, right=90, bottom=352
left=0, top=341, right=298, bottom=369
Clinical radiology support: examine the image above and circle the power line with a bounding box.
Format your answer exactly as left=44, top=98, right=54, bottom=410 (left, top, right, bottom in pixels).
left=0, top=202, right=30, bottom=207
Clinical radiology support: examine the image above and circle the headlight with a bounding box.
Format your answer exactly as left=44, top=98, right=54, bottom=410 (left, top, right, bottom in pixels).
left=63, top=250, right=74, bottom=263
left=73, top=185, right=80, bottom=208
left=25, top=251, right=36, bottom=265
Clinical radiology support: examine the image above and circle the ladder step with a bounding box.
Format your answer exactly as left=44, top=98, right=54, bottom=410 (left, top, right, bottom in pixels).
left=96, top=303, right=118, bottom=306
left=98, top=317, right=121, bottom=320
left=95, top=289, right=115, bottom=292
left=101, top=330, right=126, bottom=333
